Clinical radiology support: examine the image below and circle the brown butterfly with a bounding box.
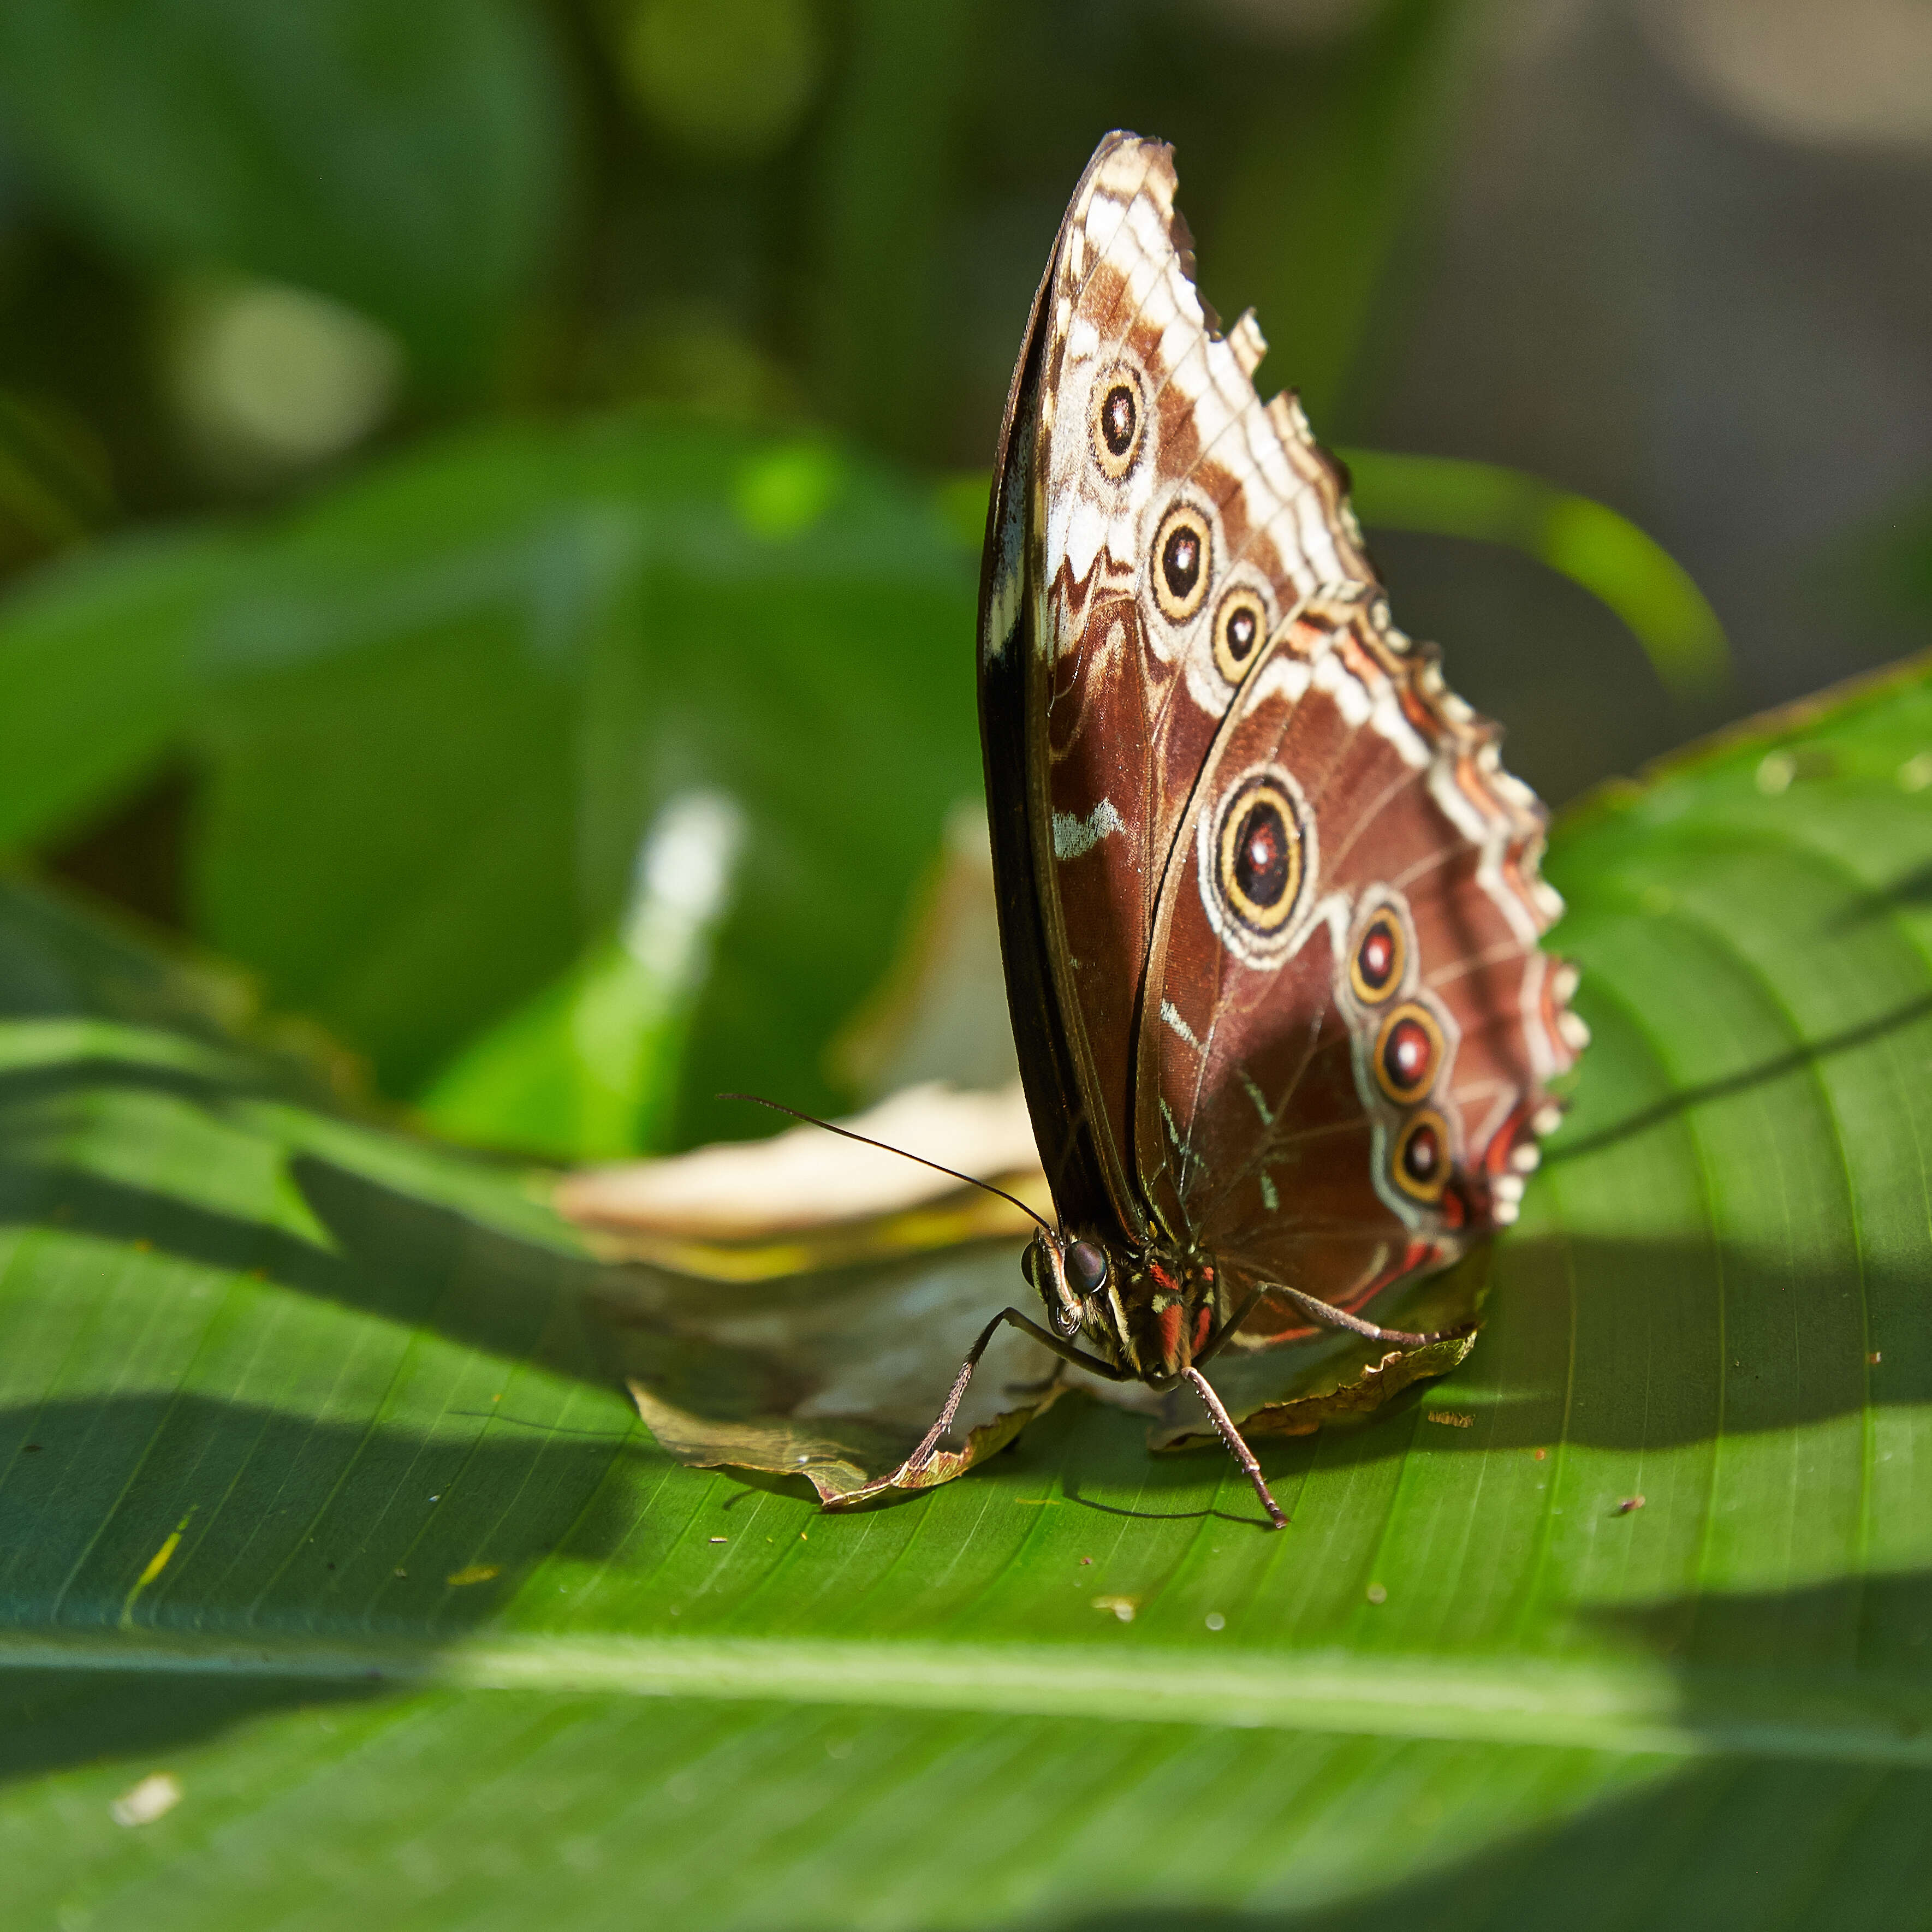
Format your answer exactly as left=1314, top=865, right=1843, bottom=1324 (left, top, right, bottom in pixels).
left=840, top=132, right=1583, bottom=1526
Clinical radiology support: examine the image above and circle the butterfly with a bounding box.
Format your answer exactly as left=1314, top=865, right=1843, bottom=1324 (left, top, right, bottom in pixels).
left=835, top=130, right=1583, bottom=1526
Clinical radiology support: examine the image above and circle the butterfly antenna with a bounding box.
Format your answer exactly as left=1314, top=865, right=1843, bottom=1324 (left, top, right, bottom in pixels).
left=717, top=1092, right=1055, bottom=1237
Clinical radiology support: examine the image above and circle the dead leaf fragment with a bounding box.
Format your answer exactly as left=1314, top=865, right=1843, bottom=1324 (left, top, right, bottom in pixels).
left=627, top=1369, right=1067, bottom=1511
left=557, top=1081, right=1048, bottom=1270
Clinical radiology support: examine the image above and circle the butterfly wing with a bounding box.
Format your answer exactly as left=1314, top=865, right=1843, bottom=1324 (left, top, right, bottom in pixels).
left=1136, top=585, right=1580, bottom=1342
left=979, top=132, right=1375, bottom=1249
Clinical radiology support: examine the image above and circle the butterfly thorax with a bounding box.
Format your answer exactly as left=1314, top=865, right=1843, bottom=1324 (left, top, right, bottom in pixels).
left=1025, top=1230, right=1221, bottom=1387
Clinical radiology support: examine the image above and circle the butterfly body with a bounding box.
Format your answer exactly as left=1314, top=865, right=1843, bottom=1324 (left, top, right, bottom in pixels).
left=834, top=131, right=1580, bottom=1523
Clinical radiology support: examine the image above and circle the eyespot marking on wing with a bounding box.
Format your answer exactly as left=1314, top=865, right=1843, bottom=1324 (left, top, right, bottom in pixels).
left=1090, top=362, right=1146, bottom=481
left=1214, top=770, right=1304, bottom=937
left=1152, top=502, right=1211, bottom=623
left=1351, top=909, right=1406, bottom=1004
left=1212, top=584, right=1268, bottom=683
left=1374, top=1002, right=1444, bottom=1106
left=1392, top=1109, right=1451, bottom=1203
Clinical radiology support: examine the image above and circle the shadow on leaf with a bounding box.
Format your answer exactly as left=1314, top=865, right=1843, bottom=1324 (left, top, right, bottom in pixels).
left=0, top=1390, right=651, bottom=1788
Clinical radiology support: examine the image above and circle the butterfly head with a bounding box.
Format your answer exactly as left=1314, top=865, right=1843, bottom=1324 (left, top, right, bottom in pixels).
left=1024, top=1230, right=1223, bottom=1382
left=1021, top=1230, right=1106, bottom=1342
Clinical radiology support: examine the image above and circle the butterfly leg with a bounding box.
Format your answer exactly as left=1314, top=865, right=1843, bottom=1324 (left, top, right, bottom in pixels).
left=1182, top=1367, right=1287, bottom=1530
left=1264, top=1283, right=1468, bottom=1349
left=888, top=1309, right=1023, bottom=1485
left=883, top=1310, right=1130, bottom=1489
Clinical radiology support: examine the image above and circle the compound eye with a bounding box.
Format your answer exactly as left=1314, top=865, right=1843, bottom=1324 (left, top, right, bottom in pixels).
left=1066, top=1240, right=1110, bottom=1295
left=1021, top=1236, right=1045, bottom=1292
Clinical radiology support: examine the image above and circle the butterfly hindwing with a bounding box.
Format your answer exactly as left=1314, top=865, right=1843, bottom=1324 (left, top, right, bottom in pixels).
left=1137, top=585, right=1578, bottom=1337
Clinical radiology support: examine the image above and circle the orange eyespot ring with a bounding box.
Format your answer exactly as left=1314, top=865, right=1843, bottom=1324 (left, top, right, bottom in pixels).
left=1392, top=1108, right=1452, bottom=1203
left=1089, top=364, right=1144, bottom=480
left=1152, top=503, right=1211, bottom=623
left=1212, top=585, right=1268, bottom=683
left=1350, top=910, right=1406, bottom=1004
left=1217, top=775, right=1303, bottom=935
left=1374, top=1002, right=1444, bottom=1105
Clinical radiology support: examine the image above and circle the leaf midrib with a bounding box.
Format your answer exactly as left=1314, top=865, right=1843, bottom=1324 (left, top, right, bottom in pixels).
left=4, top=1628, right=1928, bottom=1767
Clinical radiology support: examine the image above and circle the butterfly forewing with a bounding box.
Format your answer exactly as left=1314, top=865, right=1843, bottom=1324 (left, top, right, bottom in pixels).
left=980, top=129, right=1579, bottom=1349
left=983, top=133, right=1384, bottom=1246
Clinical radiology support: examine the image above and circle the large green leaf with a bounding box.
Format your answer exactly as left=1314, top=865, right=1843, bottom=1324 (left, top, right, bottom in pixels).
left=0, top=0, right=572, bottom=379
left=1, top=657, right=1928, bottom=1923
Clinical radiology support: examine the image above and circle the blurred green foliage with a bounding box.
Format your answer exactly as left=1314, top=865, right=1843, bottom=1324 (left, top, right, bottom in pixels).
left=0, top=0, right=1736, bottom=1160
left=1344, top=450, right=1732, bottom=698
left=0, top=418, right=982, bottom=1151
left=0, top=0, right=569, bottom=386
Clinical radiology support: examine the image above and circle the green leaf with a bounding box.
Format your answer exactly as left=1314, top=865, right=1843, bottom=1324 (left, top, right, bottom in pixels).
left=0, top=525, right=238, bottom=850
left=0, top=656, right=1928, bottom=1919
left=0, top=414, right=983, bottom=1145
left=421, top=790, right=746, bottom=1158
left=194, top=420, right=979, bottom=1141
left=0, top=0, right=572, bottom=379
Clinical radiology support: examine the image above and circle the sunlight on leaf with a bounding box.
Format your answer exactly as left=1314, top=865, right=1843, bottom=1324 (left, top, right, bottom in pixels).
left=421, top=788, right=746, bottom=1158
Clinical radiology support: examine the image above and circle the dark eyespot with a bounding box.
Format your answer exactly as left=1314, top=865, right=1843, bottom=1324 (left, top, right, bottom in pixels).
left=1152, top=504, right=1211, bottom=622
left=1236, top=806, right=1287, bottom=903
left=1066, top=1240, right=1110, bottom=1295
left=1215, top=774, right=1303, bottom=936
left=1393, top=1109, right=1452, bottom=1203
left=1212, top=586, right=1268, bottom=684
left=1374, top=1002, right=1443, bottom=1105
left=1088, top=364, right=1144, bottom=480
left=1350, top=911, right=1405, bottom=1003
